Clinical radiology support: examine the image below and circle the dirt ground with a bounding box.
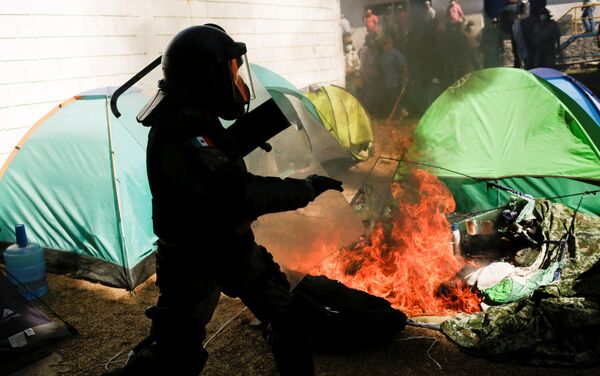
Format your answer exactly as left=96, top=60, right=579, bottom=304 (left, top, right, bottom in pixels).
left=12, top=120, right=600, bottom=375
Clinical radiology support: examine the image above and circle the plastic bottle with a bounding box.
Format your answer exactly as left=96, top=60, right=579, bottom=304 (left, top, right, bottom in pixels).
left=3, top=224, right=48, bottom=300
left=451, top=223, right=461, bottom=256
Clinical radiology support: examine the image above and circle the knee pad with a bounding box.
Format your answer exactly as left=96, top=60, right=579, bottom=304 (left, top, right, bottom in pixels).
left=219, top=244, right=290, bottom=297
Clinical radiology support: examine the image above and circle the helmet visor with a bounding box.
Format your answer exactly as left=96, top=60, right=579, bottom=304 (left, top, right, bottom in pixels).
left=230, top=54, right=256, bottom=104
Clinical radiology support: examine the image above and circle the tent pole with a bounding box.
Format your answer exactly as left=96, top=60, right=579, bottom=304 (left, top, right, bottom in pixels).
left=104, top=97, right=134, bottom=290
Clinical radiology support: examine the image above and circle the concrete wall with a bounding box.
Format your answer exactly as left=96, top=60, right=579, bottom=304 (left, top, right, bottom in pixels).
left=0, top=0, right=345, bottom=167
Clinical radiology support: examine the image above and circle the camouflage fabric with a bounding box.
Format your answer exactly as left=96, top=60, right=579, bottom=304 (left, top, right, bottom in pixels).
left=442, top=297, right=600, bottom=366
left=442, top=198, right=600, bottom=366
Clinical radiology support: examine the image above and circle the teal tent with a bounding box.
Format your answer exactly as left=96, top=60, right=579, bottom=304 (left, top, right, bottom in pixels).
left=250, top=64, right=321, bottom=121
left=0, top=87, right=155, bottom=289
left=405, top=68, right=600, bottom=217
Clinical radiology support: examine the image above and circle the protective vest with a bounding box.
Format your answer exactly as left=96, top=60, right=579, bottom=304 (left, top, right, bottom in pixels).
left=146, top=110, right=314, bottom=246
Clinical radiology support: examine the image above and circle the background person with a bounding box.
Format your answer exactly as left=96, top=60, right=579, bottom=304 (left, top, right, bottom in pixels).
left=582, top=0, right=596, bottom=33
left=364, top=8, right=379, bottom=36
left=380, top=36, right=409, bottom=119
left=531, top=8, right=560, bottom=67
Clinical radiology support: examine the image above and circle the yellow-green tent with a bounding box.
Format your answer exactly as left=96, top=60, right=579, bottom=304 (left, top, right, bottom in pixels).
left=307, top=86, right=373, bottom=161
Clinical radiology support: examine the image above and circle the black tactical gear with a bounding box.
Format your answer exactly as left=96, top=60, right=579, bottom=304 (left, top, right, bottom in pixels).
left=104, top=106, right=323, bottom=376
left=147, top=109, right=317, bottom=375
left=163, top=25, right=251, bottom=118
left=102, top=23, right=348, bottom=376
left=137, top=24, right=254, bottom=124
left=306, top=174, right=343, bottom=198
left=146, top=110, right=316, bottom=245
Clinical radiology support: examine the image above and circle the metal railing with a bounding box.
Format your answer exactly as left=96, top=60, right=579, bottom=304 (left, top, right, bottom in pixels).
left=557, top=3, right=600, bottom=35
left=560, top=31, right=598, bottom=50
left=558, top=32, right=600, bottom=63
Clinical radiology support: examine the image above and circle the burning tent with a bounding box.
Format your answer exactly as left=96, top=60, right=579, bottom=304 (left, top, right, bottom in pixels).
left=314, top=166, right=483, bottom=318
left=304, top=67, right=600, bottom=366
left=310, top=157, right=600, bottom=365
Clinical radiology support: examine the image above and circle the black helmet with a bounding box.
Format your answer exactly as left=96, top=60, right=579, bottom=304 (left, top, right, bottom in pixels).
left=138, top=24, right=254, bottom=123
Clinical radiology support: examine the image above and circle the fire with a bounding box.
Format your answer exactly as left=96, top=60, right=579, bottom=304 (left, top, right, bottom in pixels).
left=313, top=168, right=482, bottom=316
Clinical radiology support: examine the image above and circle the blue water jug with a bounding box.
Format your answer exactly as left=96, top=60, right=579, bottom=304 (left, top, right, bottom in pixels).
left=3, top=224, right=48, bottom=300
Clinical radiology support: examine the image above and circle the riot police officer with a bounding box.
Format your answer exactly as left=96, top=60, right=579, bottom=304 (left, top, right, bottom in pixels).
left=105, top=24, right=343, bottom=375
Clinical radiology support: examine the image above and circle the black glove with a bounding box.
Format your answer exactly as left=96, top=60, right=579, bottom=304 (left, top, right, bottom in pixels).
left=306, top=174, right=343, bottom=199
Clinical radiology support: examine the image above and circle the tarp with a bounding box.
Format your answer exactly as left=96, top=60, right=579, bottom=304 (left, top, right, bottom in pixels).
left=306, top=86, right=374, bottom=161
left=0, top=271, right=69, bottom=375
left=0, top=88, right=156, bottom=289
left=407, top=68, right=600, bottom=217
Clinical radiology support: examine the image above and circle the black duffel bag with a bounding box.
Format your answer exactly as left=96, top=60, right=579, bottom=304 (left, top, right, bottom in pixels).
left=294, top=275, right=407, bottom=353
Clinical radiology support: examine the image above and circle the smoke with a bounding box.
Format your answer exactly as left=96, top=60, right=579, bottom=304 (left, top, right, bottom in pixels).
left=340, top=1, right=488, bottom=119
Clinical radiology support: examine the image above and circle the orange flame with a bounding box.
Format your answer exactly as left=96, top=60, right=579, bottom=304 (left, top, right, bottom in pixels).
left=313, top=168, right=482, bottom=316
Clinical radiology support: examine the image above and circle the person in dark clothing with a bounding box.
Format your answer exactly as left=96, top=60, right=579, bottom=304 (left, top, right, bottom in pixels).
left=521, top=11, right=539, bottom=68
left=380, top=36, right=409, bottom=118
left=531, top=8, right=560, bottom=67
left=358, top=33, right=383, bottom=117
left=104, top=24, right=343, bottom=376
left=512, top=1, right=530, bottom=68
left=479, top=17, right=505, bottom=68
left=498, top=1, right=527, bottom=68
left=404, top=21, right=445, bottom=115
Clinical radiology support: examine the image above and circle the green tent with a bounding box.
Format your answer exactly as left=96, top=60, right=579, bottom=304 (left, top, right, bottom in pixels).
left=406, top=68, right=600, bottom=217
left=306, top=86, right=374, bottom=161
left=0, top=87, right=155, bottom=289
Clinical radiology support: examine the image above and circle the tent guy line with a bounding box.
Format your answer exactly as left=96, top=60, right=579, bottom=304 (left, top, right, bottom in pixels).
left=396, top=336, right=442, bottom=370
left=395, top=157, right=600, bottom=203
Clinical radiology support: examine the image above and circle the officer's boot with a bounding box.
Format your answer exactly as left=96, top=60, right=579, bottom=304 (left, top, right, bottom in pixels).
left=102, top=338, right=206, bottom=376
left=267, top=325, right=314, bottom=376
left=266, top=296, right=314, bottom=376
left=102, top=306, right=208, bottom=376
